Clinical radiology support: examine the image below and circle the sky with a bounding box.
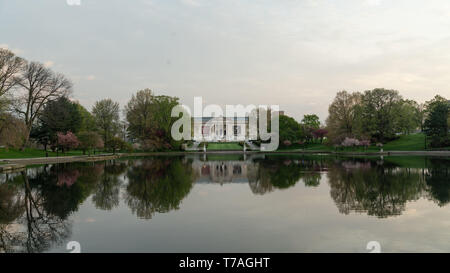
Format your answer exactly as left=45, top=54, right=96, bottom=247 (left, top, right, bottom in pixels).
left=1, top=0, right=450, bottom=122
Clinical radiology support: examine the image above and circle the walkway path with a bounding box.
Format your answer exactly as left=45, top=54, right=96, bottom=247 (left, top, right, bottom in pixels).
left=245, top=141, right=260, bottom=151
left=1, top=154, right=119, bottom=165
left=185, top=141, right=201, bottom=151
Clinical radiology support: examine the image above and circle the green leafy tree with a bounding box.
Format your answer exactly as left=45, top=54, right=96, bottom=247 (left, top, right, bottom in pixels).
left=77, top=131, right=104, bottom=155
left=106, top=136, right=129, bottom=154
left=354, top=88, right=403, bottom=142
left=278, top=115, right=303, bottom=146
left=125, top=89, right=153, bottom=142
left=325, top=90, right=362, bottom=144
left=301, top=114, right=321, bottom=143
left=76, top=103, right=97, bottom=132
left=125, top=89, right=182, bottom=151
left=301, top=114, right=321, bottom=129
left=423, top=98, right=449, bottom=148
left=394, top=99, right=421, bottom=135
left=31, top=96, right=82, bottom=151
left=92, top=99, right=120, bottom=144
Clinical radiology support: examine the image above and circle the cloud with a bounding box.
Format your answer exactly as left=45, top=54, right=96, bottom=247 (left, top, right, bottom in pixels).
left=43, top=61, right=54, bottom=68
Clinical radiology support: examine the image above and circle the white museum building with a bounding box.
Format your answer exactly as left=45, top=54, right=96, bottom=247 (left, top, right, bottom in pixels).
left=193, top=116, right=255, bottom=142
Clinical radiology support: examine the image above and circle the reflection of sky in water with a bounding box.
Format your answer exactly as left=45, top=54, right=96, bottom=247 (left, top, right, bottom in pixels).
left=0, top=155, right=449, bottom=253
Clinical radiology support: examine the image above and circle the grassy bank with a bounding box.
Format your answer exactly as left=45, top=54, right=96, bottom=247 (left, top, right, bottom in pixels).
left=207, top=142, right=243, bottom=151
left=0, top=133, right=447, bottom=160
left=0, top=148, right=87, bottom=159
left=278, top=133, right=431, bottom=152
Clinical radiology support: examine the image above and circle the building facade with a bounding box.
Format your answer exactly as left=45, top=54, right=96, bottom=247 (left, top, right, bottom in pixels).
left=193, top=117, right=252, bottom=142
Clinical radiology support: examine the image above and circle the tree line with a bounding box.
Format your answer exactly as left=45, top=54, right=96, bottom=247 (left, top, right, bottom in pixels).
left=279, top=88, right=449, bottom=149
left=1, top=48, right=448, bottom=153
left=0, top=49, right=182, bottom=154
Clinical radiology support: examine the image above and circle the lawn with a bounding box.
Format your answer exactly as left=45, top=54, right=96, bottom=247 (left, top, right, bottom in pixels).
left=276, top=133, right=436, bottom=152
left=382, top=133, right=426, bottom=151
left=0, top=148, right=87, bottom=159
left=207, top=142, right=243, bottom=151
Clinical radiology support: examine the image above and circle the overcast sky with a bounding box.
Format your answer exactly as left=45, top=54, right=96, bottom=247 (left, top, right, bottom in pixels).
left=1, top=0, right=450, bottom=121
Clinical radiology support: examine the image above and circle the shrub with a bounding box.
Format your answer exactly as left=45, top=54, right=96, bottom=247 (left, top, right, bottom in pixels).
left=57, top=131, right=80, bottom=153
left=312, top=128, right=328, bottom=143
left=359, top=140, right=371, bottom=149
left=341, top=137, right=359, bottom=148
left=283, top=140, right=292, bottom=146
left=77, top=131, right=103, bottom=155
left=106, top=137, right=128, bottom=154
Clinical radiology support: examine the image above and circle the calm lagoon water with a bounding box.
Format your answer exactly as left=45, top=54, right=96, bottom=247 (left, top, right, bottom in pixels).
left=0, top=154, right=449, bottom=253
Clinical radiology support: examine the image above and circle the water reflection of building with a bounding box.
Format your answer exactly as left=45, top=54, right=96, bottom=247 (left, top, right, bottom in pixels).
left=192, top=159, right=252, bottom=184
left=188, top=155, right=275, bottom=194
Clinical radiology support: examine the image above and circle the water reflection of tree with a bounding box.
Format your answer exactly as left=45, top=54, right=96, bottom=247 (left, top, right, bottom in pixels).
left=251, top=156, right=326, bottom=191
left=28, top=164, right=99, bottom=219
left=425, top=158, right=450, bottom=206
left=124, top=158, right=195, bottom=219
left=92, top=161, right=127, bottom=210
left=0, top=172, right=71, bottom=253
left=327, top=160, right=427, bottom=218
left=247, top=162, right=274, bottom=195
left=0, top=162, right=105, bottom=253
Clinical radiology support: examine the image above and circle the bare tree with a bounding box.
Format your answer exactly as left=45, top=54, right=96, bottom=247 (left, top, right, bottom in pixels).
left=14, top=62, right=72, bottom=149
left=0, top=48, right=24, bottom=98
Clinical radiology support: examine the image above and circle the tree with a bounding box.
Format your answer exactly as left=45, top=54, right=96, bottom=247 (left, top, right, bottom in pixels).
left=92, top=99, right=120, bottom=145
left=278, top=115, right=303, bottom=146
left=106, top=136, right=128, bottom=154
left=76, top=103, right=97, bottom=132
left=57, top=131, right=80, bottom=154
left=125, top=88, right=153, bottom=142
left=312, top=128, right=328, bottom=143
left=326, top=90, right=362, bottom=144
left=32, top=96, right=82, bottom=151
left=354, top=88, right=403, bottom=142
left=125, top=89, right=181, bottom=151
left=302, top=114, right=320, bottom=129
left=14, top=62, right=72, bottom=149
left=0, top=48, right=24, bottom=98
left=77, top=131, right=104, bottom=155
left=394, top=99, right=421, bottom=135
left=301, top=114, right=321, bottom=143
left=423, top=98, right=449, bottom=148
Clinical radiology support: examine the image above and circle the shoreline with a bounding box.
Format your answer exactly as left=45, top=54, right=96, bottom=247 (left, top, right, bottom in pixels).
left=0, top=150, right=449, bottom=171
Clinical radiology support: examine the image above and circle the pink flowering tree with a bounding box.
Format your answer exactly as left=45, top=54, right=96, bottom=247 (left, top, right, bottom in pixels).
left=341, top=137, right=360, bottom=149
left=359, top=140, right=371, bottom=150
left=57, top=131, right=80, bottom=154
left=312, top=129, right=328, bottom=143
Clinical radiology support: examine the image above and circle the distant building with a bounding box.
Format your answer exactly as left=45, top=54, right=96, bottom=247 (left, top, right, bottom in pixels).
left=193, top=116, right=250, bottom=142
left=192, top=109, right=283, bottom=142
